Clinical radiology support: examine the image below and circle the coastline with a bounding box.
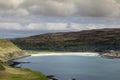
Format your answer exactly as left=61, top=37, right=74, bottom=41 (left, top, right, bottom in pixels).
left=31, top=52, right=99, bottom=57
left=8, top=52, right=99, bottom=66
left=7, top=54, right=31, bottom=67
left=9, top=54, right=31, bottom=61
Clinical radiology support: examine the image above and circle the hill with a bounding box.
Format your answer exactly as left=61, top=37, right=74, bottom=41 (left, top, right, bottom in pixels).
left=0, top=39, right=48, bottom=80
left=12, top=28, right=120, bottom=52
left=0, top=39, right=27, bottom=61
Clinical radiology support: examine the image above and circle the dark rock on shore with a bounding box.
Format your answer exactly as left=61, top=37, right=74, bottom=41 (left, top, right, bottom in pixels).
left=101, top=50, right=120, bottom=58
left=0, top=64, right=5, bottom=71
left=46, top=75, right=58, bottom=80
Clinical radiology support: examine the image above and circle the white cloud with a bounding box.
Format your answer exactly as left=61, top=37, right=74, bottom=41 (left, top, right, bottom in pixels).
left=0, top=23, right=22, bottom=30
left=0, top=22, right=119, bottom=31
left=0, top=21, right=120, bottom=38
left=46, top=23, right=68, bottom=30
left=0, top=0, right=23, bottom=9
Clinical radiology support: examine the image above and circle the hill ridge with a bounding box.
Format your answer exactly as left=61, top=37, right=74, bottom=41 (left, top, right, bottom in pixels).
left=12, top=28, right=120, bottom=52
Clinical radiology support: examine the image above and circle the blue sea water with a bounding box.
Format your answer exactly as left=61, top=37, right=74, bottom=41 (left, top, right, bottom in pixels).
left=15, top=55, right=120, bottom=80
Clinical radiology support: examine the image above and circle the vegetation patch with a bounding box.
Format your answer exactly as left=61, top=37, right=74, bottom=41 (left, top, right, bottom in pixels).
left=0, top=65, right=48, bottom=80
left=12, top=28, right=120, bottom=52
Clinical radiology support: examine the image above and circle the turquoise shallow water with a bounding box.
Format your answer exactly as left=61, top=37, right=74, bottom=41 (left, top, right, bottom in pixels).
left=16, top=55, right=120, bottom=80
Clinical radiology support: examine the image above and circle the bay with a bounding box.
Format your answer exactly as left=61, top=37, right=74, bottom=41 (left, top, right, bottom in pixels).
left=15, top=54, right=120, bottom=80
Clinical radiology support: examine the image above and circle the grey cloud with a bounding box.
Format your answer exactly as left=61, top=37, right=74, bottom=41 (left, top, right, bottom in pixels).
left=0, top=0, right=120, bottom=38
left=22, top=0, right=120, bottom=17
left=0, top=0, right=120, bottom=17
left=74, top=0, right=119, bottom=17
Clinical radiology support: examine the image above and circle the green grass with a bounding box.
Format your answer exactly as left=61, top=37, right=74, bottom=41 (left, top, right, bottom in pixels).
left=0, top=39, right=15, bottom=48
left=0, top=65, right=48, bottom=80
left=10, top=68, right=48, bottom=80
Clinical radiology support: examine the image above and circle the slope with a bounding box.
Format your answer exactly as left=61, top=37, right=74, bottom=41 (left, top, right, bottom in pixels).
left=12, top=28, right=120, bottom=52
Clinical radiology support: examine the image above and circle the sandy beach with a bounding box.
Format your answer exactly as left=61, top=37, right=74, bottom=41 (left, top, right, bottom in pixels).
left=31, top=52, right=99, bottom=57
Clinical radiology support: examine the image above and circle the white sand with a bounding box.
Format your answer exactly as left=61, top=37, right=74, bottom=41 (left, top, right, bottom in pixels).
left=31, top=52, right=99, bottom=57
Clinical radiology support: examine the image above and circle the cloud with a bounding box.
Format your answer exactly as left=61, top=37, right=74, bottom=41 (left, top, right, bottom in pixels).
left=0, top=0, right=23, bottom=9
left=0, top=20, right=120, bottom=38
left=0, top=0, right=120, bottom=38
left=75, top=0, right=120, bottom=17
left=0, top=22, right=119, bottom=31
left=0, top=0, right=120, bottom=17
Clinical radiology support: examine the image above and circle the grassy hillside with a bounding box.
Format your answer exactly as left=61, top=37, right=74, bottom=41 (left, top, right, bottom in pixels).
left=12, top=28, right=120, bottom=52
left=0, top=39, right=48, bottom=80
left=0, top=65, right=48, bottom=80
left=0, top=39, right=27, bottom=61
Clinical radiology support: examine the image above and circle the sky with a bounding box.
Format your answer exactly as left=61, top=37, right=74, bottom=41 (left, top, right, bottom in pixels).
left=1, top=0, right=120, bottom=38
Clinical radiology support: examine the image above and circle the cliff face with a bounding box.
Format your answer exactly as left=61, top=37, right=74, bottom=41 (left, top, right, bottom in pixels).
left=12, top=28, right=120, bottom=52
left=0, top=39, right=27, bottom=62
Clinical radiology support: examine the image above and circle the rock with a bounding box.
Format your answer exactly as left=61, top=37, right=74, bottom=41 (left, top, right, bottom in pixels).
left=46, top=75, right=58, bottom=80
left=72, top=78, right=76, bottom=80
left=0, top=64, right=5, bottom=71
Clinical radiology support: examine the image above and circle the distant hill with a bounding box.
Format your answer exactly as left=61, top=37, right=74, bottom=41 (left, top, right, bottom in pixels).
left=12, top=28, right=120, bottom=52
left=0, top=39, right=27, bottom=61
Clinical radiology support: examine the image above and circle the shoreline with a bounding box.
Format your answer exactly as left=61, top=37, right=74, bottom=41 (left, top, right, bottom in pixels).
left=9, top=52, right=99, bottom=67
left=31, top=52, right=99, bottom=57
left=7, top=54, right=31, bottom=66
left=8, top=54, right=31, bottom=61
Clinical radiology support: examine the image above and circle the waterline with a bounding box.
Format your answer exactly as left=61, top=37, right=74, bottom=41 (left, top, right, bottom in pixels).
left=31, top=52, right=99, bottom=57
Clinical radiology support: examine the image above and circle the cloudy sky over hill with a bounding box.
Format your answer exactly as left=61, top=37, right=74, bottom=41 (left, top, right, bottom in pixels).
left=0, top=0, right=120, bottom=38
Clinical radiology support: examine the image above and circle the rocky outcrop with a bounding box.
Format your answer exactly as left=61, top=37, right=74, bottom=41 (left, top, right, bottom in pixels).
left=101, top=50, right=120, bottom=58
left=0, top=39, right=27, bottom=62
left=0, top=63, right=5, bottom=71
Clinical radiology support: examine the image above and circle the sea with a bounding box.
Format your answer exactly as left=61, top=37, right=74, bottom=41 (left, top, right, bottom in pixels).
left=15, top=53, right=120, bottom=80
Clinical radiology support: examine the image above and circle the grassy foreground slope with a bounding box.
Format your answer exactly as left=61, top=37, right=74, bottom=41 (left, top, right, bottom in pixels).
left=0, top=39, right=48, bottom=80
left=0, top=65, right=48, bottom=80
